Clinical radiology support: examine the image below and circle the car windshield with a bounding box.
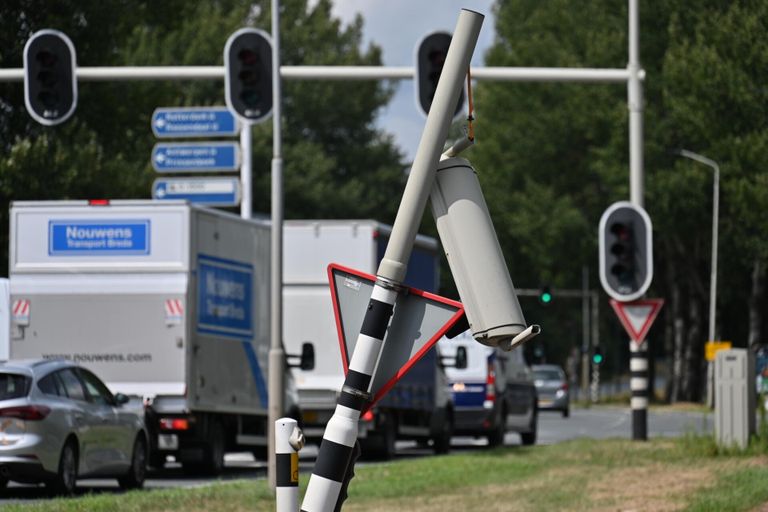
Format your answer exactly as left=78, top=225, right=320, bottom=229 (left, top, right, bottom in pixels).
left=533, top=369, right=562, bottom=381
left=0, top=372, right=31, bottom=400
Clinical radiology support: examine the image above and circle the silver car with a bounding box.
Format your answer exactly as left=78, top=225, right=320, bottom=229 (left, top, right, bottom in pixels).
left=532, top=364, right=570, bottom=417
left=0, top=359, right=147, bottom=494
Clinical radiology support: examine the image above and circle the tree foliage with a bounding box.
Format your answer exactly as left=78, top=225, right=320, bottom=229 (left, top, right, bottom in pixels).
left=475, top=0, right=768, bottom=399
left=0, top=0, right=405, bottom=273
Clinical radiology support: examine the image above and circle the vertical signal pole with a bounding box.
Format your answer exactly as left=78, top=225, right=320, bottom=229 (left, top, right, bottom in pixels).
left=627, top=0, right=643, bottom=207
left=268, top=0, right=285, bottom=489
left=630, top=341, right=648, bottom=439
left=300, top=10, right=483, bottom=512
left=240, top=124, right=252, bottom=218
left=627, top=0, right=648, bottom=440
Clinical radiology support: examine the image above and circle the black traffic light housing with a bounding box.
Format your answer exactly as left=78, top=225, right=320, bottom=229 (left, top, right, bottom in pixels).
left=415, top=31, right=464, bottom=118
left=23, top=30, right=77, bottom=126
left=224, top=28, right=273, bottom=123
left=599, top=201, right=653, bottom=302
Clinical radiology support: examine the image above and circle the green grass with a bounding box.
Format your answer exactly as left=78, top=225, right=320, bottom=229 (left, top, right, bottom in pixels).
left=4, top=435, right=768, bottom=512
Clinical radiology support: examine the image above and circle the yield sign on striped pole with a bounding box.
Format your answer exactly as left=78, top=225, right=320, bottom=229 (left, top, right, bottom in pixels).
left=609, top=299, right=664, bottom=345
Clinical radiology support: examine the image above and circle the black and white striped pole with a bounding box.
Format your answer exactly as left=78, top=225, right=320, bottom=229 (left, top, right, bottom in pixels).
left=629, top=342, right=649, bottom=440
left=300, top=9, right=485, bottom=512
left=275, top=417, right=305, bottom=512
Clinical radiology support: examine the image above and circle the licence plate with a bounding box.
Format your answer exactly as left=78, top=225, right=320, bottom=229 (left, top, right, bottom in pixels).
left=158, top=434, right=178, bottom=450
left=539, top=399, right=553, bottom=406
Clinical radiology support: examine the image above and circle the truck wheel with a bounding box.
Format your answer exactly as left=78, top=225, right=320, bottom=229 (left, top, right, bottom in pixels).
left=432, top=411, right=452, bottom=455
left=118, top=435, right=147, bottom=489
left=379, top=418, right=397, bottom=460
left=47, top=440, right=77, bottom=496
left=202, top=421, right=226, bottom=475
left=487, top=407, right=506, bottom=447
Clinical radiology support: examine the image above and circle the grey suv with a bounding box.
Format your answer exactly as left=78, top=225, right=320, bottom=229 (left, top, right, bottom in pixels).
left=0, top=359, right=147, bottom=494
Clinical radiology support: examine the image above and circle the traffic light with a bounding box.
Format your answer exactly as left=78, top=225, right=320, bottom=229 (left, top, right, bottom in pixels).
left=415, top=32, right=464, bottom=118
left=224, top=28, right=273, bottom=123
left=23, top=30, right=77, bottom=126
left=599, top=201, right=653, bottom=302
left=592, top=346, right=603, bottom=365
left=538, top=285, right=553, bottom=305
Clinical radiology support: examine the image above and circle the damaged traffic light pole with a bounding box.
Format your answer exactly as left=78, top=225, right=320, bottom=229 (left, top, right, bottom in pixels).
left=300, top=9, right=539, bottom=512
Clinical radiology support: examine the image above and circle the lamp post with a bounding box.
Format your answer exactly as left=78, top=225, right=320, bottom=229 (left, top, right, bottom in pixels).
left=675, top=149, right=720, bottom=343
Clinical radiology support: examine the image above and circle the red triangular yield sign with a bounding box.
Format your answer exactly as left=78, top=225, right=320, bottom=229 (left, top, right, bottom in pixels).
left=610, top=299, right=664, bottom=344
left=328, top=263, right=465, bottom=410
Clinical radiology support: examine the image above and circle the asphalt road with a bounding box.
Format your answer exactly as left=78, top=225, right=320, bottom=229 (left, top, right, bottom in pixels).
left=0, top=405, right=713, bottom=501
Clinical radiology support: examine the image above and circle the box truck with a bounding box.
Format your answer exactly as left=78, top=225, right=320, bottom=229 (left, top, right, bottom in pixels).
left=8, top=200, right=305, bottom=474
left=284, top=220, right=455, bottom=458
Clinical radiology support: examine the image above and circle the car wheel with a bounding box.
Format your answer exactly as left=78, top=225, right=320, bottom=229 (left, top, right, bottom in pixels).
left=562, top=407, right=570, bottom=418
left=47, top=440, right=77, bottom=496
left=487, top=407, right=507, bottom=447
left=0, top=477, right=8, bottom=490
left=520, top=407, right=538, bottom=446
left=119, top=435, right=147, bottom=490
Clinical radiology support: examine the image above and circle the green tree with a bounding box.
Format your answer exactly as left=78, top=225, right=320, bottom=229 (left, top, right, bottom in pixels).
left=475, top=0, right=768, bottom=400
left=0, top=0, right=405, bottom=274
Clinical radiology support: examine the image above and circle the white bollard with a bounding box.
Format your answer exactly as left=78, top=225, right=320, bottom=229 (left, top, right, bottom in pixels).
left=276, top=417, right=304, bottom=512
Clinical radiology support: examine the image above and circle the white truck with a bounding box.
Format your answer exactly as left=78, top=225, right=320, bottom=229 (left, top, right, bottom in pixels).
left=284, top=220, right=456, bottom=458
left=7, top=200, right=306, bottom=474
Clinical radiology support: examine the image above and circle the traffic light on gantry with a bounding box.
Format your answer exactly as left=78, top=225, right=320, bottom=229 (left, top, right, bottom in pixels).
left=415, top=32, right=464, bottom=118
left=225, top=28, right=273, bottom=123
left=24, top=30, right=77, bottom=126
left=599, top=201, right=653, bottom=302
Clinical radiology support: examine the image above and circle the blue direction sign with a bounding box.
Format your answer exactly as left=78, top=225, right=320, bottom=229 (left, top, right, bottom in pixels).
left=152, top=142, right=240, bottom=173
left=151, top=107, right=239, bottom=138
left=153, top=177, right=241, bottom=206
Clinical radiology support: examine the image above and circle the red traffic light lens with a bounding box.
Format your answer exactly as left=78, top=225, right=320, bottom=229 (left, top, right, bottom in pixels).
left=238, top=48, right=260, bottom=66
left=35, top=50, right=57, bottom=67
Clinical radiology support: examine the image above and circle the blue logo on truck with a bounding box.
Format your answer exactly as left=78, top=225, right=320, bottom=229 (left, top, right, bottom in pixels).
left=49, top=220, right=150, bottom=255
left=197, top=255, right=253, bottom=339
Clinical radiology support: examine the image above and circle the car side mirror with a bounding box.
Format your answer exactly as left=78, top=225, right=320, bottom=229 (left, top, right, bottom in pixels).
left=114, top=393, right=130, bottom=406
left=455, top=346, right=468, bottom=369
left=440, top=346, right=468, bottom=369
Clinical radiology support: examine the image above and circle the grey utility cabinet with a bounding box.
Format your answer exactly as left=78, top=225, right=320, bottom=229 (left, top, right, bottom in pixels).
left=715, top=349, right=756, bottom=449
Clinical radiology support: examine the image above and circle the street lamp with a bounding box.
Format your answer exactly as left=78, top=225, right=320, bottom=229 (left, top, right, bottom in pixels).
left=674, top=149, right=720, bottom=344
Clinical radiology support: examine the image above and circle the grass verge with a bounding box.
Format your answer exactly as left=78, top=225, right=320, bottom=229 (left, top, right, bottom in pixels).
left=4, top=435, right=768, bottom=512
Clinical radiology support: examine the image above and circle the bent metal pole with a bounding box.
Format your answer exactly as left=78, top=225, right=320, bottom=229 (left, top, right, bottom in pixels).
left=300, top=9, right=484, bottom=512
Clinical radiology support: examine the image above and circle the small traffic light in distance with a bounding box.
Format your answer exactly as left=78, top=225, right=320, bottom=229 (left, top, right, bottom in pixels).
left=224, top=28, right=273, bottom=123
left=599, top=201, right=653, bottom=302
left=592, top=346, right=603, bottom=365
left=415, top=31, right=464, bottom=118
left=539, top=285, right=552, bottom=305
left=23, top=29, right=77, bottom=126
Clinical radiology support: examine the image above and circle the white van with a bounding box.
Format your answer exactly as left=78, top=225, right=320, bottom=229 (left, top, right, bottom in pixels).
left=440, top=330, right=538, bottom=446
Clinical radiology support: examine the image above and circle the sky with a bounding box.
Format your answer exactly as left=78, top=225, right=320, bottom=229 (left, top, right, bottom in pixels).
left=327, top=0, right=497, bottom=161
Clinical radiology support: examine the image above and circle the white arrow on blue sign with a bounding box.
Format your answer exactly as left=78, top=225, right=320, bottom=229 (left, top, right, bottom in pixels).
left=152, top=142, right=240, bottom=173
left=152, top=177, right=241, bottom=206
left=152, top=107, right=240, bottom=138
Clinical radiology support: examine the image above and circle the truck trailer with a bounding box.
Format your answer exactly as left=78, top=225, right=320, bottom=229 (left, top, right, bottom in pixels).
left=284, top=220, right=455, bottom=458
left=7, top=200, right=303, bottom=474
